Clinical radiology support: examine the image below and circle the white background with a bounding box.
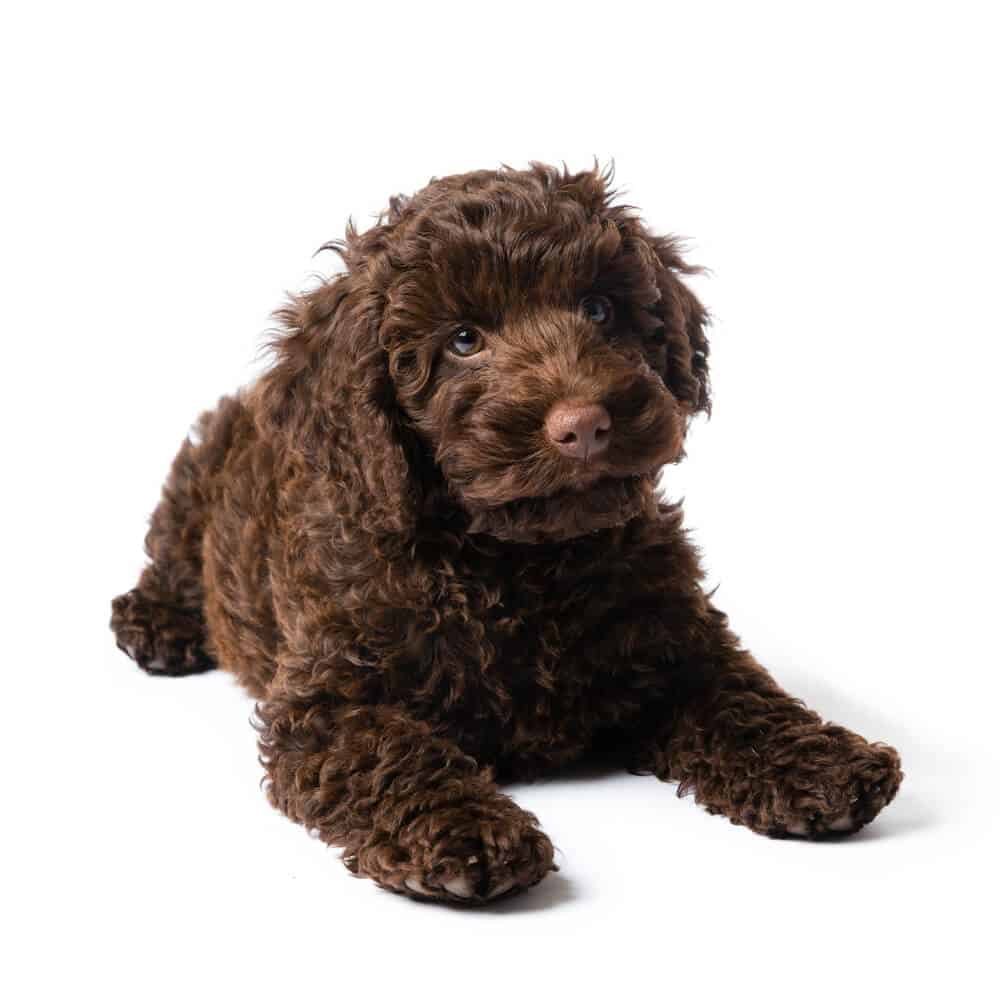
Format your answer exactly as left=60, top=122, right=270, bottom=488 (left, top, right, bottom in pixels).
left=3, top=3, right=998, bottom=997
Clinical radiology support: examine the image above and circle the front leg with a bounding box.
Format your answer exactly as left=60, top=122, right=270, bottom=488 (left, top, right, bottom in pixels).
left=636, top=612, right=903, bottom=837
left=257, top=691, right=555, bottom=902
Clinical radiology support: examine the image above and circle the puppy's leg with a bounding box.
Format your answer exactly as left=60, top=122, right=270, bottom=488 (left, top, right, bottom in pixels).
left=111, top=429, right=215, bottom=676
left=635, top=620, right=902, bottom=837
left=258, top=698, right=555, bottom=903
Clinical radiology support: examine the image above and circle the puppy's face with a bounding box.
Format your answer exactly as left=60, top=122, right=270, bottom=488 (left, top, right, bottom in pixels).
left=370, top=167, right=709, bottom=542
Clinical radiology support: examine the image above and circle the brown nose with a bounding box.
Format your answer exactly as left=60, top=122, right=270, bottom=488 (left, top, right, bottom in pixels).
left=544, top=401, right=612, bottom=459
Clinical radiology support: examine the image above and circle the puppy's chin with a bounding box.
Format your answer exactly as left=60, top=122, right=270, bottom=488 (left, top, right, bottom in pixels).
left=461, top=474, right=660, bottom=544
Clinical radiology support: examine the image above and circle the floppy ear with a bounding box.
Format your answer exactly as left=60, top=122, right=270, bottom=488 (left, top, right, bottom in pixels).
left=252, top=274, right=421, bottom=538
left=646, top=234, right=712, bottom=415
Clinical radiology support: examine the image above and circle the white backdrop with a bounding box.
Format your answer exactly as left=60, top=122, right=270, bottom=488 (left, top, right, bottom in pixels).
left=4, top=3, right=997, bottom=998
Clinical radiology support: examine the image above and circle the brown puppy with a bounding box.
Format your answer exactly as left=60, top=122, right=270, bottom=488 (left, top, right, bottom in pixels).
left=111, top=163, right=902, bottom=903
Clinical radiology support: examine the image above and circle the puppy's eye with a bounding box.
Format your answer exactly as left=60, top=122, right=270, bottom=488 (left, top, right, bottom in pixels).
left=447, top=328, right=484, bottom=357
left=580, top=295, right=613, bottom=325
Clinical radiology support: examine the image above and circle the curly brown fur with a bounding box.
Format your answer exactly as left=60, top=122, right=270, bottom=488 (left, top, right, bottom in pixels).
left=111, top=163, right=902, bottom=904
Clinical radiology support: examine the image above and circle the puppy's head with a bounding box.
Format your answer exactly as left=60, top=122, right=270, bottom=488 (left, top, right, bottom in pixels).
left=258, top=164, right=709, bottom=543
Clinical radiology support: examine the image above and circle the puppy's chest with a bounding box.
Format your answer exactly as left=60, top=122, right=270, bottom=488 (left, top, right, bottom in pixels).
left=402, top=541, right=676, bottom=726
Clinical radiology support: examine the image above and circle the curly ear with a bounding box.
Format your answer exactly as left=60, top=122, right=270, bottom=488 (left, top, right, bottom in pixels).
left=641, top=234, right=711, bottom=415
left=252, top=274, right=420, bottom=537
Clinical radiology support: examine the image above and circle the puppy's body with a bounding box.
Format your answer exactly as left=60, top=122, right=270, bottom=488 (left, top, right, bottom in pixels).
left=125, top=392, right=696, bottom=768
left=112, top=164, right=902, bottom=902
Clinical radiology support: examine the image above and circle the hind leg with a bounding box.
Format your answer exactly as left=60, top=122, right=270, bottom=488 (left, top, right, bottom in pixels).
left=111, top=432, right=215, bottom=677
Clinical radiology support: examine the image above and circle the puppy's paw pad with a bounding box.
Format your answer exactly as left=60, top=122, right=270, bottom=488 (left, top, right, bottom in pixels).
left=402, top=865, right=526, bottom=903
left=781, top=810, right=857, bottom=838
left=441, top=875, right=476, bottom=899
left=827, top=812, right=856, bottom=833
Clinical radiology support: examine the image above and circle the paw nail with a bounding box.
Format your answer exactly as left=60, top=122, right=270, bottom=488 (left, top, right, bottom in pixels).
left=488, top=878, right=516, bottom=898
left=828, top=813, right=855, bottom=832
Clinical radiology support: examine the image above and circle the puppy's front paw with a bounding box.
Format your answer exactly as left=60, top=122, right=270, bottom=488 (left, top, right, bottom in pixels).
left=110, top=589, right=213, bottom=676
left=763, top=730, right=903, bottom=839
left=357, top=798, right=556, bottom=904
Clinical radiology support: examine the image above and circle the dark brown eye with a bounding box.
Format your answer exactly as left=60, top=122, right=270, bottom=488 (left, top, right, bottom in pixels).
left=581, top=295, right=613, bottom=325
left=448, top=328, right=483, bottom=357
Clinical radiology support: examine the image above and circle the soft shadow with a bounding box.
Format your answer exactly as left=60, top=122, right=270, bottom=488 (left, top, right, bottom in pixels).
left=851, top=798, right=937, bottom=841
left=474, top=869, right=578, bottom=915
left=377, top=868, right=578, bottom=915
left=502, top=749, right=626, bottom=793
left=849, top=768, right=955, bottom=841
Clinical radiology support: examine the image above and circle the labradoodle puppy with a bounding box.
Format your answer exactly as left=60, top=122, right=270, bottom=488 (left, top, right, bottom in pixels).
left=111, top=163, right=902, bottom=903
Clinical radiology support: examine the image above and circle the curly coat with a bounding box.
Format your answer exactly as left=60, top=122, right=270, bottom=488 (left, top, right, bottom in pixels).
left=111, top=163, right=902, bottom=903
